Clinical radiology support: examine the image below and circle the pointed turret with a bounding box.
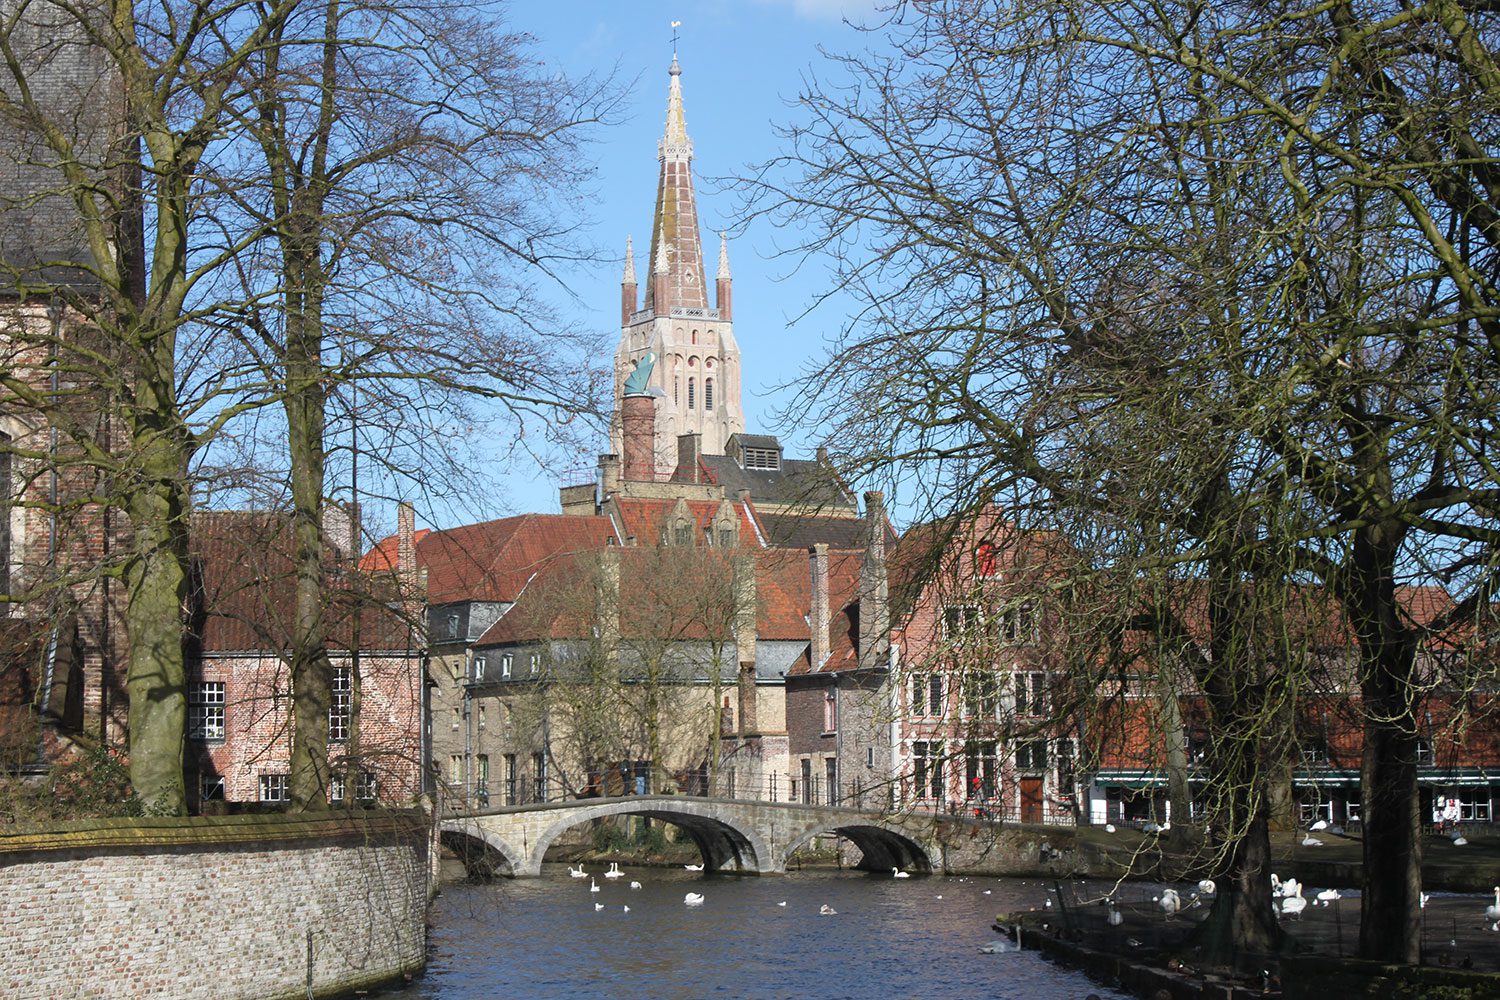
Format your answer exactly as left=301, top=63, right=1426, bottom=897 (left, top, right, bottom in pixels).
left=716, top=230, right=732, bottom=322
left=644, top=56, right=708, bottom=314
left=621, top=236, right=637, bottom=326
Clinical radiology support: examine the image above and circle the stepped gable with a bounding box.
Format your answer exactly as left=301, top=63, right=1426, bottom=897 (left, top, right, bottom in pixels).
left=191, top=510, right=413, bottom=652
left=362, top=513, right=617, bottom=603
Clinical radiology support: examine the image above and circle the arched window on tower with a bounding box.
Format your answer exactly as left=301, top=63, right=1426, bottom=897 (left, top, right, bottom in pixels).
left=691, top=330, right=698, bottom=345
left=688, top=378, right=696, bottom=410
left=705, top=378, right=714, bottom=410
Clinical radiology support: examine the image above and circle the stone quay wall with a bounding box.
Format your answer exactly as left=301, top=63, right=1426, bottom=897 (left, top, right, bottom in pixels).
left=0, top=810, right=430, bottom=1000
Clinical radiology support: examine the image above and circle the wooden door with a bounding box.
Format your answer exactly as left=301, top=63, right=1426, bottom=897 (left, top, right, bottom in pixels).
left=1021, top=777, right=1044, bottom=824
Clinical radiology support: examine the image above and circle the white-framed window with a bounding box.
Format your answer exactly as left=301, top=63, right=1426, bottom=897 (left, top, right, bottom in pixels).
left=910, top=672, right=943, bottom=718
left=822, top=689, right=838, bottom=733
left=962, top=671, right=1000, bottom=719
left=447, top=613, right=460, bottom=639
left=259, top=773, right=290, bottom=802
left=449, top=754, right=463, bottom=784
left=1014, top=671, right=1047, bottom=718
left=501, top=653, right=513, bottom=679
left=942, top=605, right=981, bottom=640
left=965, top=740, right=998, bottom=799
left=1015, top=739, right=1047, bottom=772
left=1416, top=739, right=1434, bottom=765
left=1001, top=602, right=1039, bottom=643
left=1459, top=788, right=1491, bottom=821
left=473, top=656, right=486, bottom=682
left=742, top=447, right=780, bottom=471
left=331, top=770, right=378, bottom=804
left=187, top=682, right=226, bottom=741
left=329, top=667, right=351, bottom=743
left=912, top=740, right=943, bottom=800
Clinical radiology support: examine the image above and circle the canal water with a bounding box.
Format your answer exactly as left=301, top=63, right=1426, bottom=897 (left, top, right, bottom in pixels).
left=390, top=867, right=1131, bottom=999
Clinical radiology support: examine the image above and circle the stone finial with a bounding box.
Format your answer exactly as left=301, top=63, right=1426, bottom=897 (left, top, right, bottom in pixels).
left=717, top=231, right=731, bottom=281
left=623, top=236, right=636, bottom=284
left=655, top=226, right=671, bottom=275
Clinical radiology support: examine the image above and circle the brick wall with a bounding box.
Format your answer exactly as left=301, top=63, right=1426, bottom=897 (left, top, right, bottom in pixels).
left=0, top=811, right=428, bottom=1000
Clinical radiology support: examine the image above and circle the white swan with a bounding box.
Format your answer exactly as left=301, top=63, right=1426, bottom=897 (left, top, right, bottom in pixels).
left=1103, top=823, right=1117, bottom=834
left=1278, top=886, right=1307, bottom=919
left=892, top=867, right=910, bottom=879
left=1453, top=835, right=1469, bottom=846
left=1156, top=888, right=1181, bottom=917
left=622, top=905, right=630, bottom=913
left=1142, top=819, right=1171, bottom=834
left=1302, top=836, right=1324, bottom=847
left=819, top=904, right=837, bottom=915
left=684, top=892, right=705, bottom=907
left=604, top=862, right=624, bottom=879
left=684, top=863, right=704, bottom=872
left=777, top=901, right=787, bottom=907
left=1485, top=887, right=1500, bottom=930
left=1316, top=889, right=1342, bottom=906
left=979, top=929, right=1022, bottom=954
left=1197, top=879, right=1217, bottom=896
left=1421, top=892, right=1431, bottom=909
left=589, top=878, right=600, bottom=893
left=568, top=864, right=587, bottom=878
left=1309, top=819, right=1328, bottom=831
left=629, top=881, right=642, bottom=890
left=593, top=902, right=603, bottom=911
left=1107, top=902, right=1123, bottom=926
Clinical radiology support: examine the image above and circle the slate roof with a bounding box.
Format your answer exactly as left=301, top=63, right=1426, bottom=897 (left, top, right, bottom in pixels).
left=0, top=6, right=124, bottom=291
left=192, top=511, right=416, bottom=653
left=699, top=454, right=855, bottom=510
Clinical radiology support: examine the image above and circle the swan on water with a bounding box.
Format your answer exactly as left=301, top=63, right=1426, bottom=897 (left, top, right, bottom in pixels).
left=568, top=864, right=587, bottom=878
left=1278, top=886, right=1307, bottom=919
left=1316, top=889, right=1342, bottom=906
left=979, top=928, right=1022, bottom=954
left=629, top=881, right=642, bottom=890
left=684, top=864, right=704, bottom=872
left=1155, top=889, right=1181, bottom=917
left=1107, top=902, right=1123, bottom=927
left=604, top=862, right=624, bottom=879
left=819, top=904, right=838, bottom=915
left=1485, top=887, right=1500, bottom=930
left=589, top=878, right=600, bottom=893
left=593, top=902, right=604, bottom=912
left=622, top=905, right=630, bottom=913
left=1309, top=819, right=1328, bottom=832
left=777, top=901, right=787, bottom=907
left=1421, top=892, right=1431, bottom=909
left=1453, top=835, right=1470, bottom=846
left=1302, top=836, right=1324, bottom=847
left=983, top=890, right=992, bottom=895
left=1141, top=820, right=1171, bottom=834
left=684, top=893, right=706, bottom=907
left=1197, top=880, right=1217, bottom=896
left=892, top=867, right=910, bottom=878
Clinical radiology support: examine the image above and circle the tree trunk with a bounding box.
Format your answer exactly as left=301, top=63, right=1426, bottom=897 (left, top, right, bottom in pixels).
left=1350, top=527, right=1422, bottom=963
left=121, top=402, right=191, bottom=815
left=1157, top=669, right=1192, bottom=828
left=284, top=233, right=333, bottom=811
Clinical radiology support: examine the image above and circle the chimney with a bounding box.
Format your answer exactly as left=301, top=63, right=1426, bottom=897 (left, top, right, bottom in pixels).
left=816, top=446, right=829, bottom=465
left=322, top=500, right=357, bottom=564
left=677, top=433, right=703, bottom=483
left=621, top=236, right=638, bottom=326
left=397, top=501, right=416, bottom=591
left=809, top=543, right=830, bottom=671
left=733, top=554, right=758, bottom=736
left=599, top=453, right=621, bottom=497
left=621, top=394, right=655, bottom=482
left=596, top=548, right=621, bottom=668
left=858, top=491, right=890, bottom=671
left=715, top=231, right=732, bottom=322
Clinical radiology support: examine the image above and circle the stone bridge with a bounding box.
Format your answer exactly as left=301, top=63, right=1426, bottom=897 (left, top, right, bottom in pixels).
left=439, top=795, right=944, bottom=878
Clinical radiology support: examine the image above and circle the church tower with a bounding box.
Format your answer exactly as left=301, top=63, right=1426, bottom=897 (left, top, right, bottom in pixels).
left=613, top=55, right=744, bottom=474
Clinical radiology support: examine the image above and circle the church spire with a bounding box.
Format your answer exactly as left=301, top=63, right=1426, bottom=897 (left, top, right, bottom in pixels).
left=644, top=55, right=707, bottom=314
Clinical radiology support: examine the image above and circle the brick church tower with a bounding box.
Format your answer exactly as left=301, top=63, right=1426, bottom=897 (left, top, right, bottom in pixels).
left=612, top=55, right=744, bottom=474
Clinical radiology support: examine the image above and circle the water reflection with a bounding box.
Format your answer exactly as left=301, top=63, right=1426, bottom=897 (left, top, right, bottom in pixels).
left=393, top=868, right=1130, bottom=1000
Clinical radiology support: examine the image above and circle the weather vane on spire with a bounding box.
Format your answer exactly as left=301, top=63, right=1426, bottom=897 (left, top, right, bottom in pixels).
left=671, top=19, right=682, bottom=56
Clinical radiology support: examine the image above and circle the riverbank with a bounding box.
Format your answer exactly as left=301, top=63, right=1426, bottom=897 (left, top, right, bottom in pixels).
left=993, top=829, right=1500, bottom=1000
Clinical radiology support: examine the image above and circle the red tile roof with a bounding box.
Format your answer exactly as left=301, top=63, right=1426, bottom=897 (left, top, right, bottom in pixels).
left=363, top=514, right=618, bottom=604
left=192, top=511, right=417, bottom=653
left=611, top=497, right=760, bottom=547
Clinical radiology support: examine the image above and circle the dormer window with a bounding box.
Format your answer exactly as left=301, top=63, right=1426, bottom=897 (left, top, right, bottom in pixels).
left=473, top=656, right=486, bottom=682
left=501, top=653, right=513, bottom=679
left=742, top=447, right=780, bottom=471
left=447, top=613, right=460, bottom=639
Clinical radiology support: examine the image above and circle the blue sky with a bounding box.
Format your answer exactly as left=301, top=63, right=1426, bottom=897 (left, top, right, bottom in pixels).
left=475, top=0, right=887, bottom=520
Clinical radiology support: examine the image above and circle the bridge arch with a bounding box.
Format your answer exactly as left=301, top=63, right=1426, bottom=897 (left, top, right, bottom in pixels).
left=439, top=820, right=525, bottom=879
left=781, top=820, right=935, bottom=875
left=526, top=799, right=773, bottom=876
